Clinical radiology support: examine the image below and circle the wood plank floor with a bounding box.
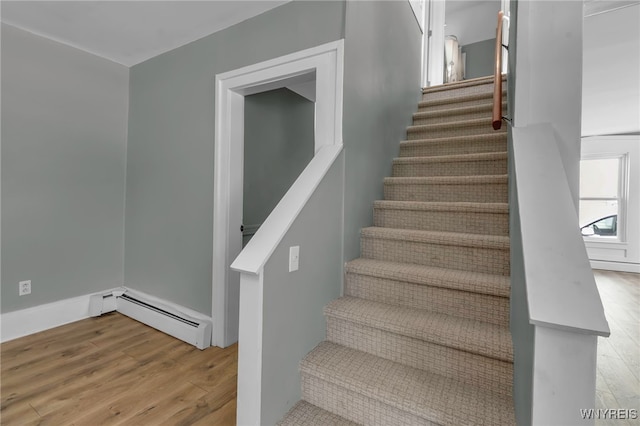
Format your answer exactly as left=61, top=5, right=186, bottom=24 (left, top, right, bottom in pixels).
left=2, top=271, right=636, bottom=425
left=594, top=270, right=640, bottom=426
left=0, top=312, right=237, bottom=425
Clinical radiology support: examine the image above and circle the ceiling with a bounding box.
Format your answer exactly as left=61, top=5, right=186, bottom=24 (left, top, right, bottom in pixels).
left=0, top=1, right=290, bottom=67
left=584, top=0, right=640, bottom=16
left=2, top=0, right=637, bottom=68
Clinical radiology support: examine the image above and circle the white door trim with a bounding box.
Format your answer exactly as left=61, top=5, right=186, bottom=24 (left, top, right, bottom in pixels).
left=212, top=40, right=344, bottom=347
left=423, top=0, right=445, bottom=87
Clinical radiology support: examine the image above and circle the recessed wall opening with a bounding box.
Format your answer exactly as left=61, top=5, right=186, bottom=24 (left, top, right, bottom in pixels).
left=242, top=77, right=316, bottom=247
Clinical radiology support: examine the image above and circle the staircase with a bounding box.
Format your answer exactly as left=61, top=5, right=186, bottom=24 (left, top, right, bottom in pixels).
left=279, top=76, right=514, bottom=425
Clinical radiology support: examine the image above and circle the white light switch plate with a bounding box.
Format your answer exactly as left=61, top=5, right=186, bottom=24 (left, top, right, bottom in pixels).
left=289, top=246, right=300, bottom=272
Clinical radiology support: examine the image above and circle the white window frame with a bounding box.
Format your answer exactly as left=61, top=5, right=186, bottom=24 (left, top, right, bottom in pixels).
left=579, top=153, right=628, bottom=243
left=581, top=135, right=640, bottom=273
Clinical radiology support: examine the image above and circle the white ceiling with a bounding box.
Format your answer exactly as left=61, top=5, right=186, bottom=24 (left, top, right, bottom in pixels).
left=584, top=0, right=640, bottom=16
left=3, top=0, right=636, bottom=68
left=0, top=1, right=290, bottom=67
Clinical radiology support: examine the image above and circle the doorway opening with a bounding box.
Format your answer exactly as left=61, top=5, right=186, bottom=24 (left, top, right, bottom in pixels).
left=242, top=87, right=315, bottom=248
left=422, top=0, right=509, bottom=87
left=212, top=40, right=344, bottom=348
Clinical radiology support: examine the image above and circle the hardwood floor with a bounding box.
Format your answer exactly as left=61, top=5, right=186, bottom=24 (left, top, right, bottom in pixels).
left=2, top=272, right=636, bottom=425
left=594, top=270, right=640, bottom=426
left=0, top=312, right=237, bottom=425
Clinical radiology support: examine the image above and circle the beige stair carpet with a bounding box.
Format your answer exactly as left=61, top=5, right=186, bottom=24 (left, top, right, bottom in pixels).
left=279, top=75, right=514, bottom=425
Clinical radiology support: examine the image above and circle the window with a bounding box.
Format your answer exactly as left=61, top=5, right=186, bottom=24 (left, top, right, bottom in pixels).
left=579, top=156, right=626, bottom=240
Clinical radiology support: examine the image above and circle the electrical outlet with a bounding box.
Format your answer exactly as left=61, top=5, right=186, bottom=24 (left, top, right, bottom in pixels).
left=19, top=280, right=31, bottom=296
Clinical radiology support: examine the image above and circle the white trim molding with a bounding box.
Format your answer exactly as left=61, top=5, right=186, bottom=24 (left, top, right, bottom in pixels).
left=1, top=287, right=214, bottom=349
left=212, top=40, right=344, bottom=348
left=0, top=288, right=120, bottom=343
left=591, top=260, right=640, bottom=274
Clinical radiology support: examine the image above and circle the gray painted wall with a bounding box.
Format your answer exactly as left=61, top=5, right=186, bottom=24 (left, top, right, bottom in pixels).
left=243, top=88, right=315, bottom=246
left=582, top=4, right=640, bottom=136
left=461, top=38, right=495, bottom=80
left=342, top=0, right=422, bottom=262
left=1, top=24, right=129, bottom=312
left=261, top=151, right=344, bottom=425
left=125, top=1, right=345, bottom=314
left=445, top=0, right=501, bottom=46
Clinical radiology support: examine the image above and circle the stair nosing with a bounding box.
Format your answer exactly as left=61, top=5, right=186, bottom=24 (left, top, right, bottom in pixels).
left=399, top=132, right=507, bottom=146
left=407, top=117, right=504, bottom=132
left=345, top=258, right=510, bottom=297
left=278, top=400, right=360, bottom=426
left=373, top=200, right=508, bottom=213
left=383, top=174, right=508, bottom=185
left=421, top=75, right=504, bottom=94
left=393, top=151, right=507, bottom=164
left=361, top=226, right=509, bottom=250
left=324, top=296, right=513, bottom=362
left=413, top=102, right=506, bottom=119
left=418, top=90, right=506, bottom=108
left=300, top=341, right=514, bottom=425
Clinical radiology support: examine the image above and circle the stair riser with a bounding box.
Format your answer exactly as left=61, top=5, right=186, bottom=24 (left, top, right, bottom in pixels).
left=408, top=123, right=504, bottom=140
left=419, top=97, right=492, bottom=113
left=393, top=159, right=507, bottom=177
left=277, top=401, right=359, bottom=426
left=345, top=273, right=510, bottom=326
left=361, top=237, right=510, bottom=275
left=384, top=182, right=508, bottom=203
left=326, top=318, right=513, bottom=396
left=374, top=208, right=508, bottom=235
left=422, top=82, right=495, bottom=101
left=301, top=375, right=436, bottom=426
left=412, top=107, right=498, bottom=126
left=399, top=138, right=506, bottom=157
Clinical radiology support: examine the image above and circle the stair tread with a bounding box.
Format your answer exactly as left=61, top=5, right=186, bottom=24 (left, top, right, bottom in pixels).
left=400, top=132, right=507, bottom=146
left=278, top=400, right=360, bottom=426
left=418, top=92, right=492, bottom=108
left=421, top=75, right=497, bottom=93
left=301, top=341, right=515, bottom=425
left=384, top=174, right=508, bottom=185
left=413, top=102, right=495, bottom=118
left=345, top=258, right=510, bottom=297
left=373, top=200, right=508, bottom=213
left=393, top=151, right=507, bottom=164
left=361, top=226, right=509, bottom=250
left=408, top=117, right=505, bottom=132
left=325, top=297, right=513, bottom=361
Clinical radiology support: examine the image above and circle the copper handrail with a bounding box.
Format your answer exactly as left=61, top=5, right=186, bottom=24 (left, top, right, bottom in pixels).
left=492, top=10, right=505, bottom=130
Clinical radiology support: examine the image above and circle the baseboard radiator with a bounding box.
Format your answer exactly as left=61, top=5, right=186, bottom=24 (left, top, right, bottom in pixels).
left=90, top=289, right=212, bottom=350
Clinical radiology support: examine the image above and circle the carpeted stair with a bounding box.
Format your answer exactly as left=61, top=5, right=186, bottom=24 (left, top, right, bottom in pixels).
left=279, top=75, right=514, bottom=425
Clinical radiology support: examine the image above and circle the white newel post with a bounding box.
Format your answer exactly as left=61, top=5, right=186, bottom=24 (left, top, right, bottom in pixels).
left=236, top=271, right=264, bottom=426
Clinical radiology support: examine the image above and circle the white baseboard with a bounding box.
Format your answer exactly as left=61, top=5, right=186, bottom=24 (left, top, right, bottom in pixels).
left=0, top=288, right=121, bottom=343
left=1, top=287, right=214, bottom=350
left=591, top=260, right=640, bottom=274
